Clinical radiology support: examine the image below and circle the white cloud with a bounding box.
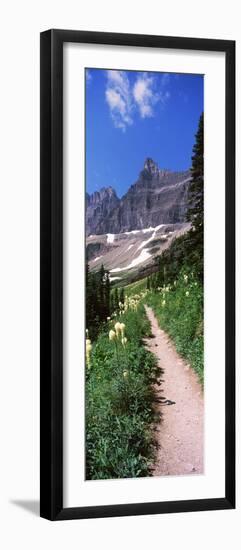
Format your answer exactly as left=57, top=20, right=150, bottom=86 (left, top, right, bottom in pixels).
left=105, top=89, right=125, bottom=114
left=105, top=70, right=170, bottom=130
left=105, top=70, right=133, bottom=131
left=133, top=74, right=158, bottom=118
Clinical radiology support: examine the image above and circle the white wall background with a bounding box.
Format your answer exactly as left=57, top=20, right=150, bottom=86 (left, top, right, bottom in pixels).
left=0, top=1, right=239, bottom=548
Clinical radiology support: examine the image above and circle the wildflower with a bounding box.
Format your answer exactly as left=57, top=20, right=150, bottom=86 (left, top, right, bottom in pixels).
left=119, top=323, right=126, bottom=335
left=123, top=370, right=128, bottom=378
left=109, top=329, right=116, bottom=341
left=174, top=280, right=177, bottom=286
left=162, top=300, right=166, bottom=307
left=185, top=291, right=189, bottom=297
left=114, top=322, right=122, bottom=337
left=86, top=338, right=92, bottom=368
left=184, top=274, right=188, bottom=282
left=107, top=316, right=111, bottom=321
left=121, top=336, right=128, bottom=347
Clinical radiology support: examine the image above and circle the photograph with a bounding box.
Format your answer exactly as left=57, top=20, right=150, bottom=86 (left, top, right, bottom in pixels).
left=85, top=67, right=204, bottom=480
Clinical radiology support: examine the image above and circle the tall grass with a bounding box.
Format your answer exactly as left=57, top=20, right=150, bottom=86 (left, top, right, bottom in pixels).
left=86, top=304, right=161, bottom=480
left=124, top=277, right=147, bottom=297
left=146, top=268, right=204, bottom=384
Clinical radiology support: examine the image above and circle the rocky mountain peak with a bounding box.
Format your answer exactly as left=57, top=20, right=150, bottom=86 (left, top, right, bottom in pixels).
left=86, top=160, right=191, bottom=235
left=143, top=157, right=159, bottom=175
left=86, top=186, right=120, bottom=234
left=87, top=186, right=118, bottom=207
left=142, top=158, right=171, bottom=180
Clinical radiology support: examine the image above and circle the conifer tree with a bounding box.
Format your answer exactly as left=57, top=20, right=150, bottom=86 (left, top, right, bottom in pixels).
left=110, top=292, right=115, bottom=314
left=114, top=288, right=119, bottom=311
left=86, top=262, right=112, bottom=337
left=186, top=112, right=204, bottom=279
left=120, top=287, right=125, bottom=305
left=104, top=270, right=111, bottom=318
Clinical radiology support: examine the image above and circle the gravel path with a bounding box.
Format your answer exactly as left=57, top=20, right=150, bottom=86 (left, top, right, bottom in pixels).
left=144, top=305, right=204, bottom=476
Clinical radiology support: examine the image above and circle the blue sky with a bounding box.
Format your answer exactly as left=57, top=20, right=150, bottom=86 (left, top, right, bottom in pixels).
left=86, top=68, right=203, bottom=198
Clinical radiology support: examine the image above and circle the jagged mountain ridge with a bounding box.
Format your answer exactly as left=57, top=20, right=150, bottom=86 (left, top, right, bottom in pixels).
left=86, top=158, right=191, bottom=236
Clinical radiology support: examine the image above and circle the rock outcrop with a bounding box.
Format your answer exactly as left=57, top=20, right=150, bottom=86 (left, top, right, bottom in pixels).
left=86, top=158, right=191, bottom=235
left=86, top=186, right=120, bottom=236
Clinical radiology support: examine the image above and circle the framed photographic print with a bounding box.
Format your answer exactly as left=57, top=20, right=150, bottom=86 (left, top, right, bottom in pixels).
left=40, top=29, right=235, bottom=520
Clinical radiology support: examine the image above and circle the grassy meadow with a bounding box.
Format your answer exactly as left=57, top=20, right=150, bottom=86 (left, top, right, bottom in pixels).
left=86, top=298, right=161, bottom=480
left=145, top=270, right=204, bottom=384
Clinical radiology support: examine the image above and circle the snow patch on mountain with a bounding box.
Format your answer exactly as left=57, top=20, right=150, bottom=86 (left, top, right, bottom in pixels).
left=107, top=233, right=115, bottom=244
left=93, top=256, right=102, bottom=262
left=110, top=248, right=152, bottom=273
left=137, top=231, right=156, bottom=251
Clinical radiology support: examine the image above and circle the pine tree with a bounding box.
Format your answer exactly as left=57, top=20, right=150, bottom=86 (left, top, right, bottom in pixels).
left=86, top=262, right=112, bottom=337
left=97, top=264, right=105, bottom=321
left=120, top=287, right=125, bottom=305
left=186, top=112, right=204, bottom=280
left=114, top=288, right=119, bottom=311
left=110, top=292, right=115, bottom=314
left=104, top=270, right=111, bottom=318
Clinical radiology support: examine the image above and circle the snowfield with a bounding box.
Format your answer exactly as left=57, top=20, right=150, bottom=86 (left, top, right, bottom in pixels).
left=87, top=222, right=191, bottom=283
left=93, top=255, right=102, bottom=262
left=110, top=248, right=151, bottom=273
left=107, top=233, right=115, bottom=244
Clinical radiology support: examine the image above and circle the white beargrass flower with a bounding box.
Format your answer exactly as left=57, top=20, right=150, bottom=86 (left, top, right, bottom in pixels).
left=86, top=338, right=92, bottom=367
left=121, top=336, right=128, bottom=347
left=109, top=329, right=116, bottom=341
left=114, top=322, right=122, bottom=337
left=185, top=291, right=189, bottom=297
left=162, top=300, right=166, bottom=307
left=119, top=322, right=125, bottom=335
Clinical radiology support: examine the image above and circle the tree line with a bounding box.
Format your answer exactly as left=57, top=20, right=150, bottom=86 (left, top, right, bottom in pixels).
left=86, top=263, right=124, bottom=338
left=147, top=112, right=204, bottom=291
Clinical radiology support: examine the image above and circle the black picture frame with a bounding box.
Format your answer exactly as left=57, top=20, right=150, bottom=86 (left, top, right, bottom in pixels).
left=40, top=29, right=235, bottom=521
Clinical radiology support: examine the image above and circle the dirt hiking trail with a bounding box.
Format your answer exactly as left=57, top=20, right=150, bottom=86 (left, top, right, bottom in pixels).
left=144, top=305, right=204, bottom=476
